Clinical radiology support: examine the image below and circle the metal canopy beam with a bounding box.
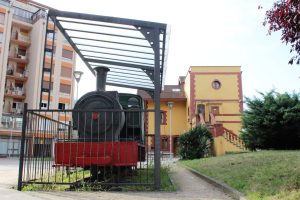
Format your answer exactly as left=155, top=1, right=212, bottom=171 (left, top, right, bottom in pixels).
left=85, top=58, right=154, bottom=71
left=46, top=9, right=169, bottom=190
left=48, top=9, right=167, bottom=29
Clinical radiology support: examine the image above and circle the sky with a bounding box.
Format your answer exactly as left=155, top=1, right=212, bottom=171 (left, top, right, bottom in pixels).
left=36, top=0, right=300, bottom=99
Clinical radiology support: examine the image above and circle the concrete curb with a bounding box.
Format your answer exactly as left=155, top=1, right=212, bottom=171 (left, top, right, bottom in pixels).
left=180, top=165, right=247, bottom=200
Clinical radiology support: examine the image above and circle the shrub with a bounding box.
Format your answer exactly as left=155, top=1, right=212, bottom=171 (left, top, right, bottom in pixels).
left=241, top=91, right=300, bottom=150
left=179, top=125, right=213, bottom=160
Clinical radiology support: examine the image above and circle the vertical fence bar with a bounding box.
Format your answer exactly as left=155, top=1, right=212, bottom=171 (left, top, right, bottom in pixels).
left=17, top=103, right=28, bottom=191
left=154, top=27, right=161, bottom=190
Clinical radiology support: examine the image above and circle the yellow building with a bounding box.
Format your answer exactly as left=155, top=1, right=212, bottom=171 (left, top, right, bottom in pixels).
left=138, top=66, right=245, bottom=156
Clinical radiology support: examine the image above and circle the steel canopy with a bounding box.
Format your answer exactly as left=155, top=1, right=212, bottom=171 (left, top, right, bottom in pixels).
left=47, top=9, right=170, bottom=92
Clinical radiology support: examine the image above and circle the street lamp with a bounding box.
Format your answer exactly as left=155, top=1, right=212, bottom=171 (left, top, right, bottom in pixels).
left=73, top=70, right=83, bottom=101
left=167, top=102, right=174, bottom=160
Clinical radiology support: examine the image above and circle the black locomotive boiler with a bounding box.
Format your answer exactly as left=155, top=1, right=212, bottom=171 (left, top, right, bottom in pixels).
left=54, top=66, right=145, bottom=180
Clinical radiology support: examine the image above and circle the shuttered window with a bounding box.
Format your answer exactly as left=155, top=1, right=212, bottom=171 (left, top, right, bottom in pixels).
left=59, top=83, right=71, bottom=94
left=62, top=49, right=73, bottom=60
left=44, top=63, right=54, bottom=73
left=42, top=81, right=53, bottom=90
left=61, top=66, right=72, bottom=78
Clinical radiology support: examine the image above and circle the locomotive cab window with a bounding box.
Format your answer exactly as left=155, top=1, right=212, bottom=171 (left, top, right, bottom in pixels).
left=128, top=97, right=140, bottom=108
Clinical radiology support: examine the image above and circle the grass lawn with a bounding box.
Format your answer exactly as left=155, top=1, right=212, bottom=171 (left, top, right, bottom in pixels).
left=180, top=150, right=300, bottom=200
left=22, top=167, right=175, bottom=192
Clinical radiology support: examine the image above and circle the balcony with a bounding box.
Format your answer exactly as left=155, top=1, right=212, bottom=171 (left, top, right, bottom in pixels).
left=6, top=74, right=28, bottom=82
left=8, top=51, right=29, bottom=64
left=12, top=6, right=33, bottom=24
left=6, top=63, right=29, bottom=82
left=32, top=9, right=46, bottom=23
left=4, top=87, right=26, bottom=100
left=10, top=32, right=31, bottom=47
left=0, top=114, right=23, bottom=130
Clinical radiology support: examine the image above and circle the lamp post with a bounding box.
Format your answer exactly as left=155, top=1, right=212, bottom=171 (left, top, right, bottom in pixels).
left=167, top=102, right=174, bottom=160
left=73, top=70, right=83, bottom=101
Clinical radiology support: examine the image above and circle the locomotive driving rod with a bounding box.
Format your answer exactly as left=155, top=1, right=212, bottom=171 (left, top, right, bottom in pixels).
left=94, top=66, right=110, bottom=92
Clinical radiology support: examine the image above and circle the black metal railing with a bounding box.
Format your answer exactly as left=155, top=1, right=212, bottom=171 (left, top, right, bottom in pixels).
left=18, top=107, right=156, bottom=190
left=12, top=6, right=33, bottom=24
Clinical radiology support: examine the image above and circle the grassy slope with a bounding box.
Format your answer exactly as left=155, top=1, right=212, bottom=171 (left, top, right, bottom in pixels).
left=180, top=151, right=300, bottom=200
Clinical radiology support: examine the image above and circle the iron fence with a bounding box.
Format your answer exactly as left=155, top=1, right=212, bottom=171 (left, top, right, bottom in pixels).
left=18, top=106, right=157, bottom=190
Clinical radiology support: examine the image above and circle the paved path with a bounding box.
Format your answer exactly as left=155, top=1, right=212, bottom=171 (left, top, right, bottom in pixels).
left=0, top=158, right=232, bottom=200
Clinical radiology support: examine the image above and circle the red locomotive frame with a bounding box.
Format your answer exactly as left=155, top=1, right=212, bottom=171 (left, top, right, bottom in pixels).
left=54, top=141, right=142, bottom=167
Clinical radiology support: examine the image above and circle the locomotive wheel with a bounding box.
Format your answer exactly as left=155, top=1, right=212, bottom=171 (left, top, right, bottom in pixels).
left=90, top=166, right=113, bottom=182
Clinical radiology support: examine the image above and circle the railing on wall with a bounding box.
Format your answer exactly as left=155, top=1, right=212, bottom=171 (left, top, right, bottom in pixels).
left=18, top=107, right=156, bottom=191
left=222, top=127, right=245, bottom=150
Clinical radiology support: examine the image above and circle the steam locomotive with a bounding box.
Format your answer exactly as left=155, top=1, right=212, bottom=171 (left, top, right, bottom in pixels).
left=54, top=66, right=145, bottom=181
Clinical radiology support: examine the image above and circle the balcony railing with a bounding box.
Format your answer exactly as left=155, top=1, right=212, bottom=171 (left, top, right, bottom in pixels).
left=0, top=114, right=23, bottom=130
left=6, top=65, right=28, bottom=78
left=12, top=6, right=46, bottom=24
left=12, top=7, right=33, bottom=24
left=32, top=9, right=46, bottom=23
left=5, top=86, right=25, bottom=98
left=8, top=50, right=29, bottom=63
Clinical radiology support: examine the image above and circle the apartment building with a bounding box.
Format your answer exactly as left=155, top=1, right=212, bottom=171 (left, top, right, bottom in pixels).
left=0, top=0, right=76, bottom=157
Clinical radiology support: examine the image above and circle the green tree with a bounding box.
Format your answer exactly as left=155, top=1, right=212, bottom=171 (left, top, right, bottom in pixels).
left=241, top=91, right=300, bottom=150
left=179, top=125, right=213, bottom=160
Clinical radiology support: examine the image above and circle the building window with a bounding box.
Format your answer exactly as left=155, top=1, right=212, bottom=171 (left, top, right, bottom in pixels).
left=42, top=81, right=53, bottom=91
left=61, top=66, right=72, bottom=78
left=58, top=103, right=65, bottom=110
left=161, top=111, right=167, bottom=125
left=0, top=13, right=5, bottom=24
left=62, top=49, right=73, bottom=60
left=18, top=48, right=26, bottom=57
left=44, top=63, right=55, bottom=74
left=40, top=102, right=47, bottom=109
left=212, top=80, right=221, bottom=89
left=161, top=137, right=168, bottom=151
left=46, top=44, right=56, bottom=56
left=47, top=31, right=57, bottom=40
left=59, top=83, right=71, bottom=94
left=211, top=106, right=220, bottom=115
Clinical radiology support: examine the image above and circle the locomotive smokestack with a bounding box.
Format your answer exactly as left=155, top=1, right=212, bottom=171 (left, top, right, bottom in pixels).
left=94, top=66, right=110, bottom=91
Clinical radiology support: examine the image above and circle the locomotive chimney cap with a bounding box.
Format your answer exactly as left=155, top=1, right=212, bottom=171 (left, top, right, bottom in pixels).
left=94, top=66, right=110, bottom=73
left=94, top=66, right=110, bottom=91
